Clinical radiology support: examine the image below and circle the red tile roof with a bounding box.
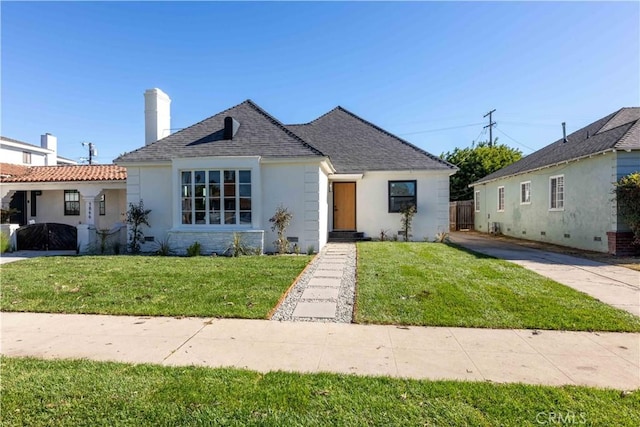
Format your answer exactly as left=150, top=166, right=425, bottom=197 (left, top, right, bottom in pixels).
left=0, top=163, right=31, bottom=178
left=0, top=164, right=127, bottom=183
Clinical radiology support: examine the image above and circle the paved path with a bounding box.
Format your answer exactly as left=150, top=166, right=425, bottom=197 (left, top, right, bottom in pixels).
left=271, top=243, right=356, bottom=322
left=2, top=312, right=638, bottom=390
left=450, top=232, right=640, bottom=316
left=0, top=250, right=76, bottom=265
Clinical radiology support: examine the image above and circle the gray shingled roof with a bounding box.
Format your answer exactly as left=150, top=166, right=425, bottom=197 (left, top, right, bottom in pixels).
left=116, top=100, right=455, bottom=174
left=115, top=100, right=324, bottom=163
left=287, top=107, right=456, bottom=173
left=473, top=107, right=640, bottom=185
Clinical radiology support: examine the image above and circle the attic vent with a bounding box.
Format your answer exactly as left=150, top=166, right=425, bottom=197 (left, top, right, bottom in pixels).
left=224, top=116, right=240, bottom=140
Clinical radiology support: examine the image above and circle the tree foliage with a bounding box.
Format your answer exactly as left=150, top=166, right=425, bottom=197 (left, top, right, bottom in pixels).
left=441, top=141, right=523, bottom=201
left=614, top=172, right=640, bottom=244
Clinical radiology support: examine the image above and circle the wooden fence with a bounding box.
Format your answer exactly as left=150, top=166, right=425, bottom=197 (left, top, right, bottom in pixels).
left=449, top=200, right=474, bottom=231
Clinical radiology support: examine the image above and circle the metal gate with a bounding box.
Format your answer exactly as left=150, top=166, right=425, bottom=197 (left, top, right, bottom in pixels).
left=16, top=223, right=77, bottom=251
left=449, top=201, right=475, bottom=231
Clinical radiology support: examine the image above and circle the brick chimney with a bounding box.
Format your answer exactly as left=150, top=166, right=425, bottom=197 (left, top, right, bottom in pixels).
left=40, top=133, right=57, bottom=166
left=144, top=88, right=171, bottom=145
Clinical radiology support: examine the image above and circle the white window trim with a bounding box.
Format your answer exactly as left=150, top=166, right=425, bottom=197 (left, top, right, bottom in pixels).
left=520, top=181, right=531, bottom=205
left=474, top=190, right=481, bottom=212
left=549, top=174, right=564, bottom=211
left=171, top=157, right=261, bottom=230
left=497, top=186, right=505, bottom=212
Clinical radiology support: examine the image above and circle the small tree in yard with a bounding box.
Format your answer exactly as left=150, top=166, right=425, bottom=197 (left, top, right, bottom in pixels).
left=126, top=200, right=151, bottom=253
left=269, top=205, right=292, bottom=254
left=400, top=205, right=416, bottom=242
left=614, top=172, right=640, bottom=244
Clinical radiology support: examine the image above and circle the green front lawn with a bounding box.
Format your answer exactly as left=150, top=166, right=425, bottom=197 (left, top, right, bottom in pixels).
left=2, top=357, right=638, bottom=426
left=0, top=255, right=310, bottom=318
left=355, top=242, right=640, bottom=332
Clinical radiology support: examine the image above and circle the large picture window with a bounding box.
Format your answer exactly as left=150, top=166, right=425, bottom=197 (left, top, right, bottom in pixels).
left=550, top=175, right=564, bottom=210
left=64, top=190, right=80, bottom=216
left=388, top=180, right=417, bottom=213
left=181, top=169, right=251, bottom=225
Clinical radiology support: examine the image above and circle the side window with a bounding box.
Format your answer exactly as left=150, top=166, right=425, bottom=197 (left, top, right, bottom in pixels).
left=474, top=190, right=480, bottom=212
left=64, top=190, right=80, bottom=216
left=388, top=180, right=417, bottom=213
left=549, top=175, right=564, bottom=210
left=497, top=186, right=505, bottom=212
left=520, top=181, right=531, bottom=204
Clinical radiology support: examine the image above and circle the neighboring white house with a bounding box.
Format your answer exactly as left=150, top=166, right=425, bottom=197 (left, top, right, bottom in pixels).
left=471, top=107, right=640, bottom=255
left=115, top=89, right=457, bottom=254
left=0, top=163, right=127, bottom=252
left=1, top=134, right=77, bottom=167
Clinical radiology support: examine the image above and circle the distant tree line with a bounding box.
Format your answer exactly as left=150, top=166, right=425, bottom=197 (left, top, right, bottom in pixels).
left=441, top=140, right=523, bottom=201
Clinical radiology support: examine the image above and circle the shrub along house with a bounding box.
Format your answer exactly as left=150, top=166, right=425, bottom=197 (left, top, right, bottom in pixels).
left=115, top=89, right=457, bottom=254
left=471, top=107, right=639, bottom=255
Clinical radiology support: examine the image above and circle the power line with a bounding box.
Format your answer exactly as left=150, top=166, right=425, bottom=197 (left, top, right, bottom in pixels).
left=494, top=126, right=537, bottom=153
left=397, top=122, right=485, bottom=136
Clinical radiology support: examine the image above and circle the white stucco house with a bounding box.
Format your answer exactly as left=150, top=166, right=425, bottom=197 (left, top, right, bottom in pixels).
left=471, top=107, right=640, bottom=255
left=1, top=134, right=77, bottom=167
left=115, top=89, right=457, bottom=254
left=1, top=145, right=127, bottom=252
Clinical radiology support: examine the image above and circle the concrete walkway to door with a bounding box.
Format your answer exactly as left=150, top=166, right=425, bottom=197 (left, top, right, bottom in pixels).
left=270, top=243, right=356, bottom=323
left=449, top=232, right=640, bottom=317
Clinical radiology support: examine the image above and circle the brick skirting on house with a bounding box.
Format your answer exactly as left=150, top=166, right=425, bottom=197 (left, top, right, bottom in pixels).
left=607, top=231, right=639, bottom=256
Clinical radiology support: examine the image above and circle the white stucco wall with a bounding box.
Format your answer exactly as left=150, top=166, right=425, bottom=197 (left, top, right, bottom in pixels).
left=261, top=161, right=327, bottom=253
left=125, top=158, right=327, bottom=254
left=3, top=186, right=125, bottom=229
left=125, top=164, right=173, bottom=252
left=472, top=153, right=623, bottom=252
left=0, top=144, right=48, bottom=166
left=338, top=170, right=450, bottom=241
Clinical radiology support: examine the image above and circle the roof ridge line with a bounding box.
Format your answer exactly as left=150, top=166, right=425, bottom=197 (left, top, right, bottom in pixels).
left=331, top=106, right=457, bottom=169
left=615, top=119, right=640, bottom=149
left=594, top=108, right=639, bottom=135
left=244, top=100, right=326, bottom=157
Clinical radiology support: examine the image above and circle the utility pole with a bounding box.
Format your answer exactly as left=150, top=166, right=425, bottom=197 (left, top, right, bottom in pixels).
left=484, top=109, right=496, bottom=147
left=82, top=142, right=97, bottom=165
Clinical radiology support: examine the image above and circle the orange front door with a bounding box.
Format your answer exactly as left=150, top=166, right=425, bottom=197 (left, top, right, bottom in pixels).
left=333, top=182, right=356, bottom=230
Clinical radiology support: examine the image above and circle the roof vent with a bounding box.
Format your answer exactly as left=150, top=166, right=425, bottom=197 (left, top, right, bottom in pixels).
left=562, top=122, right=568, bottom=143
left=224, top=116, right=240, bottom=140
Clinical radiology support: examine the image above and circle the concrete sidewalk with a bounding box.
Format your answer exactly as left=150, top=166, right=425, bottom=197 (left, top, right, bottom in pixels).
left=450, top=232, right=640, bottom=316
left=2, top=312, right=638, bottom=390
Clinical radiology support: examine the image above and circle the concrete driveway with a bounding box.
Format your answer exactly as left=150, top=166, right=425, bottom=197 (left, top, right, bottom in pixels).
left=0, top=250, right=77, bottom=265
left=449, top=232, right=640, bottom=316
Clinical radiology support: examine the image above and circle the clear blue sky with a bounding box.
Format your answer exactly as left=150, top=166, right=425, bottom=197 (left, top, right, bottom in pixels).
left=2, top=1, right=638, bottom=164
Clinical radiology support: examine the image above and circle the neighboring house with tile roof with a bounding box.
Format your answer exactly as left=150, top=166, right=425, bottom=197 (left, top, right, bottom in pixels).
left=0, top=163, right=127, bottom=252
left=115, top=89, right=457, bottom=254
left=471, top=107, right=640, bottom=255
